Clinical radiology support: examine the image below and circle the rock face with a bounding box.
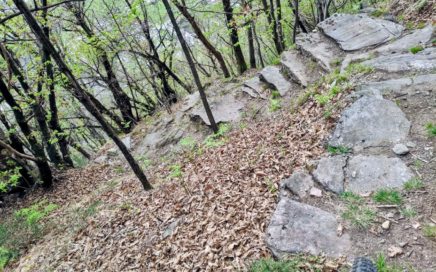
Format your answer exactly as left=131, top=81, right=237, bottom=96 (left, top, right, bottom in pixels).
left=318, top=13, right=403, bottom=51
left=329, top=96, right=410, bottom=148
left=346, top=155, right=414, bottom=193
left=313, top=156, right=347, bottom=193
left=296, top=31, right=342, bottom=72
left=266, top=199, right=351, bottom=258
left=259, top=66, right=292, bottom=96
left=363, top=48, right=436, bottom=73
left=376, top=25, right=434, bottom=54
left=280, top=51, right=318, bottom=87
left=280, top=171, right=314, bottom=198
left=191, top=93, right=244, bottom=125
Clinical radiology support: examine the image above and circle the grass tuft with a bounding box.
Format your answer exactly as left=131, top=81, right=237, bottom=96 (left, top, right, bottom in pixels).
left=425, top=122, right=436, bottom=137
left=372, top=189, right=402, bottom=205
left=403, top=177, right=424, bottom=191
left=423, top=224, right=436, bottom=238
left=327, top=145, right=350, bottom=155
left=410, top=45, right=424, bottom=54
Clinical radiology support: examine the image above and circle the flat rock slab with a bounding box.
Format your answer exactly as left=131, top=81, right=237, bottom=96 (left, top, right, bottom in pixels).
left=296, top=31, right=342, bottom=71
left=242, top=76, right=267, bottom=98
left=266, top=199, right=351, bottom=258
left=318, top=13, right=403, bottom=51
left=329, top=96, right=410, bottom=148
left=362, top=48, right=436, bottom=73
left=191, top=93, right=244, bottom=125
left=259, top=66, right=292, bottom=96
left=280, top=171, right=314, bottom=198
left=280, top=51, right=317, bottom=87
left=313, top=156, right=346, bottom=193
left=346, top=155, right=414, bottom=193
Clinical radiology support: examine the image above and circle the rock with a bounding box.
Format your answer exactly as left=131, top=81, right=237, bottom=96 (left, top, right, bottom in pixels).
left=393, top=144, right=409, bottom=155
left=266, top=199, right=351, bottom=258
left=362, top=48, right=436, bottom=73
left=382, top=220, right=391, bottom=230
left=329, top=96, right=411, bottom=148
left=296, top=31, right=343, bottom=72
left=259, top=66, right=292, bottom=96
left=346, top=155, right=414, bottom=193
left=180, top=92, right=200, bottom=112
left=318, top=13, right=403, bottom=51
left=406, top=142, right=416, bottom=148
left=388, top=246, right=403, bottom=258
left=122, top=136, right=132, bottom=150
left=94, top=155, right=108, bottom=164
left=280, top=51, right=319, bottom=86
left=313, top=156, right=346, bottom=194
left=376, top=25, right=434, bottom=54
left=280, top=171, right=314, bottom=198
left=243, top=76, right=265, bottom=95
left=191, top=93, right=244, bottom=125
left=310, top=187, right=323, bottom=197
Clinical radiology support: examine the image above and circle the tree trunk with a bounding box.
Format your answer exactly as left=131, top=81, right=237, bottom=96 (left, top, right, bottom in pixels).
left=162, top=0, right=218, bottom=133
left=222, top=0, right=247, bottom=74
left=13, top=0, right=152, bottom=190
left=262, top=0, right=282, bottom=54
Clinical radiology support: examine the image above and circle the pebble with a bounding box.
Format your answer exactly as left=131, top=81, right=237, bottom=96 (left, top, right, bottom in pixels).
left=406, top=142, right=416, bottom=148
left=382, top=220, right=391, bottom=230
left=399, top=241, right=408, bottom=248
left=309, top=187, right=323, bottom=197
left=393, top=144, right=409, bottom=155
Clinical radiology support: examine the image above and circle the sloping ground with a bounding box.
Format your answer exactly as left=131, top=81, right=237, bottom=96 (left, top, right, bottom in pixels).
left=3, top=10, right=436, bottom=272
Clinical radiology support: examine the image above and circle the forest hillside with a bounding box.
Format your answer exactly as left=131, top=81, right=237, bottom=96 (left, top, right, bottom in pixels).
left=0, top=0, right=435, bottom=271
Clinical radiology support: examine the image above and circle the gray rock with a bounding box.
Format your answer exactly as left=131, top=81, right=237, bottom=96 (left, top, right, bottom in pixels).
left=329, top=96, right=410, bottom=148
left=190, top=93, right=244, bottom=125
left=318, top=13, right=403, bottom=51
left=296, top=31, right=343, bottom=72
left=406, top=142, right=416, bottom=148
left=280, top=51, right=319, bottom=87
left=362, top=48, right=436, bottom=73
left=376, top=25, right=433, bottom=54
left=313, top=156, right=346, bottom=194
left=259, top=66, right=292, bottom=96
left=346, top=155, right=414, bottom=193
left=393, top=144, right=409, bottom=155
left=122, top=136, right=132, bottom=150
left=180, top=92, right=200, bottom=112
left=94, top=155, right=108, bottom=164
left=244, top=76, right=265, bottom=94
left=280, top=171, right=314, bottom=198
left=266, top=199, right=351, bottom=258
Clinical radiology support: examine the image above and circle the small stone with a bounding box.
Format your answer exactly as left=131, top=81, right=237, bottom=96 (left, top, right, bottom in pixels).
left=309, top=187, right=323, bottom=197
left=388, top=246, right=403, bottom=258
left=406, top=142, right=416, bottom=148
left=382, top=221, right=391, bottom=230
left=413, top=236, right=418, bottom=240
left=393, top=144, right=409, bottom=155
left=412, top=222, right=421, bottom=229
left=399, top=241, right=408, bottom=248
left=386, top=212, right=395, bottom=218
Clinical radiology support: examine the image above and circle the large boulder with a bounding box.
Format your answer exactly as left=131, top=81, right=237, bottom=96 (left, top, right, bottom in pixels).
left=259, top=66, right=292, bottom=96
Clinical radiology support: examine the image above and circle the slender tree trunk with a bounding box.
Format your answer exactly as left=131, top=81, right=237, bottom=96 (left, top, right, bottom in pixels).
left=222, top=0, right=247, bottom=74
left=0, top=73, right=53, bottom=188
left=174, top=0, right=231, bottom=78
left=276, top=0, right=285, bottom=49
left=13, top=0, right=152, bottom=190
left=252, top=22, right=265, bottom=67
left=162, top=0, right=218, bottom=133
left=262, top=0, right=282, bottom=54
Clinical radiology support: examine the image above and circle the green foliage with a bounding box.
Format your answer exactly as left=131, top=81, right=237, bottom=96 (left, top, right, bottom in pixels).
left=341, top=192, right=375, bottom=229
left=249, top=256, right=324, bottom=272
left=425, top=122, right=436, bottom=137
left=400, top=207, right=417, bottom=218
left=0, top=246, right=14, bottom=270
left=409, top=45, right=424, bottom=54
left=403, top=178, right=424, bottom=191
left=423, top=224, right=436, bottom=238
left=0, top=166, right=22, bottom=193
left=373, top=189, right=402, bottom=205
left=169, top=164, right=182, bottom=179
left=203, top=123, right=232, bottom=148
left=269, top=98, right=281, bottom=112
left=15, top=202, right=58, bottom=228
left=327, top=145, right=350, bottom=155
left=375, top=253, right=403, bottom=272
left=179, top=136, right=197, bottom=150
left=371, top=9, right=388, bottom=17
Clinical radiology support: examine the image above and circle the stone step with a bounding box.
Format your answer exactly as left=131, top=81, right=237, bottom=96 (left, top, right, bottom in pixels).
left=280, top=51, right=322, bottom=87
left=266, top=198, right=351, bottom=258
left=258, top=66, right=292, bottom=96
left=296, top=31, right=343, bottom=72
left=318, top=13, right=404, bottom=51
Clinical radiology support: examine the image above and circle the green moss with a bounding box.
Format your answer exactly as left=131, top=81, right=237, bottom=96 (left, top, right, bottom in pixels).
left=425, top=122, right=436, bottom=137
left=410, top=45, right=424, bottom=54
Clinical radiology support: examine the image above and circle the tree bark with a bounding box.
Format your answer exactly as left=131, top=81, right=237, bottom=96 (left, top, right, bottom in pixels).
left=162, top=0, right=218, bottom=133
left=13, top=0, right=152, bottom=190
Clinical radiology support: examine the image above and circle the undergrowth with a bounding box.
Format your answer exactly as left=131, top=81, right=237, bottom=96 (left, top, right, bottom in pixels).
left=341, top=192, right=375, bottom=229
left=372, top=189, right=402, bottom=205
left=249, top=255, right=325, bottom=272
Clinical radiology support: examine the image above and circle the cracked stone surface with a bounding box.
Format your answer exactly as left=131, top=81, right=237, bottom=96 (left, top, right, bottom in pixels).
left=346, top=155, right=414, bottom=193
left=296, top=31, right=343, bottom=72
left=280, top=171, right=314, bottom=198
left=313, top=156, right=346, bottom=193
left=190, top=93, right=245, bottom=125
left=280, top=51, right=318, bottom=87
left=362, top=47, right=436, bottom=73
left=266, top=199, right=351, bottom=258
left=318, top=13, right=403, bottom=51
left=329, top=96, right=410, bottom=148
left=259, top=66, right=292, bottom=96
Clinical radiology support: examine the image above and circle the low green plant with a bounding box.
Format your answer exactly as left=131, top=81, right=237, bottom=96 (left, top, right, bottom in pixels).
left=341, top=191, right=363, bottom=203
left=409, top=45, right=424, bottom=54
left=249, top=255, right=323, bottom=272
left=179, top=136, right=197, bottom=150
left=269, top=98, right=281, bottom=112
left=403, top=178, right=424, bottom=191
left=341, top=192, right=375, bottom=229
left=0, top=165, right=22, bottom=193
left=373, top=189, right=402, bottom=205
left=0, top=246, right=14, bottom=270
left=169, top=164, right=182, bottom=179
left=271, top=90, right=280, bottom=99
left=114, top=165, right=125, bottom=174
left=371, top=9, right=387, bottom=17
left=400, top=207, right=417, bottom=218
left=203, top=123, right=232, bottom=148
left=423, top=224, right=436, bottom=238
left=327, top=145, right=350, bottom=155
left=375, top=253, right=403, bottom=272
left=425, top=122, right=436, bottom=137
left=413, top=159, right=423, bottom=169
left=271, top=56, right=281, bottom=65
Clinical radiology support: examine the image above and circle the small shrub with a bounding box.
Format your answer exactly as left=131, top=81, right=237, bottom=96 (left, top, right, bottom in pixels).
left=403, top=178, right=424, bottom=191
left=425, top=122, right=436, bottom=137
left=0, top=246, right=14, bottom=269
left=203, top=123, right=232, bottom=148
left=271, top=90, right=281, bottom=99
left=314, top=93, right=331, bottom=105
left=410, top=45, right=424, bottom=54
left=269, top=98, right=281, bottom=112
left=169, top=164, right=182, bottom=179
left=373, top=189, right=402, bottom=205
left=423, top=224, right=436, bottom=238
left=327, top=145, right=350, bottom=155
left=375, top=253, right=403, bottom=272
left=179, top=136, right=197, bottom=150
